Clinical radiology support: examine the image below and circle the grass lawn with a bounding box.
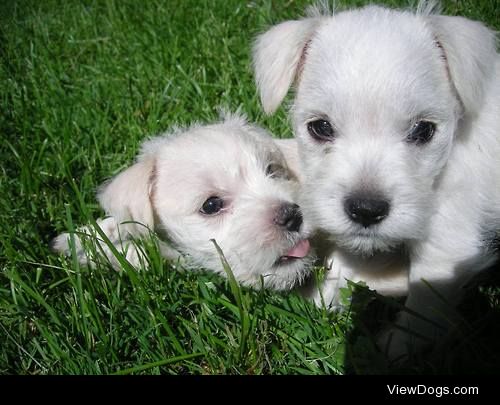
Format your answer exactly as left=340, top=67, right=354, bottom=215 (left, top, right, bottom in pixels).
left=1, top=0, right=499, bottom=375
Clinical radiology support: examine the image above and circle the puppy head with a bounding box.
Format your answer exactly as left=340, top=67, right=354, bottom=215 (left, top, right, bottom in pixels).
left=99, top=114, right=313, bottom=290
left=253, top=5, right=497, bottom=255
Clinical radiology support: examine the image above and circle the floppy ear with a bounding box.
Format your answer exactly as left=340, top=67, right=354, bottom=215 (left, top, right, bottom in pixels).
left=253, top=18, right=319, bottom=115
left=97, top=155, right=155, bottom=236
left=428, top=15, right=497, bottom=115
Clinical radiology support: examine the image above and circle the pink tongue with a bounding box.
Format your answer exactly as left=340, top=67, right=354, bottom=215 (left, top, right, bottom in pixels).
left=284, top=239, right=311, bottom=258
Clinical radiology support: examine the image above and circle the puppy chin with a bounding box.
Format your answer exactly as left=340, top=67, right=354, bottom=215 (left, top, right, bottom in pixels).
left=230, top=237, right=315, bottom=291
left=260, top=251, right=316, bottom=291
left=334, top=232, right=401, bottom=257
left=329, top=215, right=426, bottom=256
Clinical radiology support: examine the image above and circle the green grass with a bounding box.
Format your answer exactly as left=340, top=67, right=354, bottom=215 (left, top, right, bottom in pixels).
left=1, top=0, right=499, bottom=375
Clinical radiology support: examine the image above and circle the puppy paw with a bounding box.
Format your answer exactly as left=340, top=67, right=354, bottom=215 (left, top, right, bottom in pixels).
left=312, top=292, right=344, bottom=312
left=50, top=230, right=94, bottom=266
left=50, top=217, right=128, bottom=268
left=50, top=230, right=85, bottom=255
left=50, top=232, right=71, bottom=255
left=51, top=226, right=149, bottom=271
left=377, top=321, right=432, bottom=365
left=377, top=326, right=411, bottom=365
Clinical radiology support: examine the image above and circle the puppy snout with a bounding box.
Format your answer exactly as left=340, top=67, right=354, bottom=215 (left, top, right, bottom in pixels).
left=344, top=194, right=390, bottom=228
left=274, top=203, right=303, bottom=232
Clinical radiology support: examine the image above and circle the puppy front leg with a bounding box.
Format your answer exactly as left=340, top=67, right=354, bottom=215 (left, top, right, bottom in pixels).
left=52, top=217, right=147, bottom=269
left=379, top=235, right=495, bottom=362
left=52, top=217, right=122, bottom=265
left=300, top=250, right=345, bottom=310
left=302, top=247, right=409, bottom=311
left=53, top=216, right=183, bottom=270
left=90, top=238, right=183, bottom=269
left=377, top=271, right=457, bottom=363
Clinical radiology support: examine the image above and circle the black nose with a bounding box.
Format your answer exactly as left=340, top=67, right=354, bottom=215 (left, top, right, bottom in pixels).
left=344, top=195, right=390, bottom=228
left=274, top=203, right=303, bottom=232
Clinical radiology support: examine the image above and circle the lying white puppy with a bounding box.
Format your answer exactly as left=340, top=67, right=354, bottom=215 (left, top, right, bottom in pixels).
left=253, top=2, right=500, bottom=358
left=52, top=114, right=314, bottom=291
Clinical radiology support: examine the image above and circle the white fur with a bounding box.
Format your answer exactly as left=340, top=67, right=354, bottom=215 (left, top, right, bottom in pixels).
left=253, top=3, right=500, bottom=359
left=52, top=114, right=314, bottom=291
left=253, top=18, right=321, bottom=114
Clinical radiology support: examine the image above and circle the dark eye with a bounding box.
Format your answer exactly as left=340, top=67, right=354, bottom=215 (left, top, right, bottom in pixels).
left=307, top=119, right=335, bottom=141
left=266, top=163, right=287, bottom=179
left=407, top=120, right=436, bottom=145
left=200, top=196, right=224, bottom=215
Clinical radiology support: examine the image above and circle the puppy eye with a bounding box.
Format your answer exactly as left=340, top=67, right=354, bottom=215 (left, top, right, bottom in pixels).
left=266, top=163, right=287, bottom=179
left=407, top=120, right=436, bottom=145
left=200, top=196, right=224, bottom=215
left=307, top=119, right=335, bottom=142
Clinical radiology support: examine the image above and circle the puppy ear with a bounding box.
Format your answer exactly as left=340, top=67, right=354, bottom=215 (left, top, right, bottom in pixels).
left=253, top=18, right=319, bottom=114
left=97, top=156, right=155, bottom=235
left=428, top=15, right=497, bottom=115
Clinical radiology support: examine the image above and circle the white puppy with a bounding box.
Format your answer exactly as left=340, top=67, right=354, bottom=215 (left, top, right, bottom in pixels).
left=253, top=2, right=500, bottom=358
left=52, top=114, right=314, bottom=291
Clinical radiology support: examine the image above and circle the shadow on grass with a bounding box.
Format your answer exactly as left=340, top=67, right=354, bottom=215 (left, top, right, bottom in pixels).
left=344, top=260, right=500, bottom=374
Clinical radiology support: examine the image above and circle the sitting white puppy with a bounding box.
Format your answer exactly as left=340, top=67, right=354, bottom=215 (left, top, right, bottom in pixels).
left=52, top=114, right=314, bottom=291
left=253, top=2, right=500, bottom=358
